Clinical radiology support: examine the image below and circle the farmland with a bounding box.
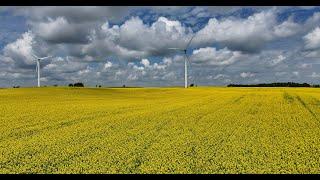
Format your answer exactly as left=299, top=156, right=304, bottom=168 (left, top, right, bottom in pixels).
left=0, top=87, right=320, bottom=173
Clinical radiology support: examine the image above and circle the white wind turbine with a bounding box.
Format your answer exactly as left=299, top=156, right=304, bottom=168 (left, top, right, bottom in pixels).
left=32, top=54, right=51, bottom=87
left=168, top=34, right=196, bottom=88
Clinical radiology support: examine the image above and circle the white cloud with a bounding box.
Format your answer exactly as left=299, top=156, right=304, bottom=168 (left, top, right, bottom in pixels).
left=11, top=6, right=134, bottom=23
left=212, top=74, right=229, bottom=80
left=161, top=72, right=177, bottom=80
left=240, top=72, right=256, bottom=78
left=304, top=27, right=320, bottom=50
left=273, top=17, right=301, bottom=37
left=191, top=47, right=244, bottom=66
left=104, top=61, right=113, bottom=69
left=80, top=16, right=193, bottom=60
left=32, top=17, right=91, bottom=44
left=298, top=63, right=312, bottom=69
left=275, top=72, right=288, bottom=77
left=78, top=66, right=92, bottom=75
left=310, top=72, right=320, bottom=78
left=141, top=59, right=150, bottom=67
left=194, top=9, right=301, bottom=52
left=116, top=16, right=192, bottom=54
left=292, top=71, right=299, bottom=76
left=43, top=56, right=87, bottom=74
left=270, top=54, right=286, bottom=66
left=2, top=31, right=35, bottom=67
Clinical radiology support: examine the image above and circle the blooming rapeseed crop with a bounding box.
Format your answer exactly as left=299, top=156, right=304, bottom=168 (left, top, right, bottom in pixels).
left=0, top=87, right=319, bottom=173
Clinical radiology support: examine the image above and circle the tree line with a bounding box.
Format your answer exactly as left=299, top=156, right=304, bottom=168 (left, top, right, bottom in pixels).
left=227, top=82, right=320, bottom=87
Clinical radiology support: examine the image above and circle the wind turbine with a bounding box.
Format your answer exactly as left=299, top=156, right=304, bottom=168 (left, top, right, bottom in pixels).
left=32, top=54, right=51, bottom=87
left=168, top=34, right=195, bottom=88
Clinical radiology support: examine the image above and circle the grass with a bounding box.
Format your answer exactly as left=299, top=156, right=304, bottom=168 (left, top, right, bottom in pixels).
left=0, top=87, right=320, bottom=173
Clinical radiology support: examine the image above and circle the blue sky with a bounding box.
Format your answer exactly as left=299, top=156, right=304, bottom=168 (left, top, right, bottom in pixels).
left=1, top=6, right=320, bottom=87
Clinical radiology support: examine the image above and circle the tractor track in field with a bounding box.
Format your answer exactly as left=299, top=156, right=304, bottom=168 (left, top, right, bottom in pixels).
left=0, top=96, right=205, bottom=142
left=202, top=94, right=262, bottom=168
left=2, top=93, right=224, bottom=173
left=122, top=94, right=238, bottom=173
left=295, top=95, right=319, bottom=123
left=113, top=93, right=245, bottom=173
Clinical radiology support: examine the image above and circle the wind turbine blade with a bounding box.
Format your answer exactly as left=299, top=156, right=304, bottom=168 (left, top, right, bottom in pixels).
left=185, top=34, right=196, bottom=49
left=184, top=54, right=190, bottom=64
left=185, top=53, right=191, bottom=60
left=39, top=56, right=51, bottom=60
left=32, top=54, right=39, bottom=59
left=185, top=54, right=192, bottom=77
left=168, top=48, right=184, bottom=51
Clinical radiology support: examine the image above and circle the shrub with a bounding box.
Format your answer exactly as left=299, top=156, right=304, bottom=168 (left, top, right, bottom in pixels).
left=73, top=82, right=84, bottom=87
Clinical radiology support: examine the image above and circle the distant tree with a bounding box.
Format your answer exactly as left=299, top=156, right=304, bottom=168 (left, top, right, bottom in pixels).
left=13, top=86, right=20, bottom=88
left=96, top=85, right=98, bottom=87
left=227, top=82, right=311, bottom=87
left=99, top=85, right=102, bottom=88
left=68, top=83, right=74, bottom=87
left=123, top=84, right=126, bottom=88
left=74, top=82, right=84, bottom=87
left=190, top=83, right=194, bottom=87
left=53, top=84, right=58, bottom=87
left=302, top=83, right=310, bottom=87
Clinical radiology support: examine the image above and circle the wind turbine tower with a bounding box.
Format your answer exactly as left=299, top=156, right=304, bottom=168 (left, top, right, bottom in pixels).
left=168, top=35, right=195, bottom=88
left=32, top=54, right=51, bottom=87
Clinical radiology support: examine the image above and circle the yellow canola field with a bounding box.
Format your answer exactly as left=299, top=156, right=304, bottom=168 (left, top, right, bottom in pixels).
left=0, top=87, right=320, bottom=173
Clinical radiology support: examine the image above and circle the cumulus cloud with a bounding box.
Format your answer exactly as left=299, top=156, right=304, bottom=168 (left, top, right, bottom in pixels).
left=194, top=9, right=301, bottom=53
left=240, top=72, right=256, bottom=78
left=269, top=54, right=286, bottom=66
left=191, top=47, right=244, bottom=66
left=119, top=57, right=178, bottom=84
left=31, top=17, right=92, bottom=44
left=141, top=59, right=150, bottom=67
left=275, top=72, right=288, bottom=77
left=298, top=63, right=312, bottom=69
left=310, top=72, right=320, bottom=78
left=2, top=31, right=35, bottom=67
left=304, top=27, right=320, bottom=50
left=11, top=6, right=134, bottom=23
left=77, top=16, right=194, bottom=60
left=104, top=61, right=113, bottom=69
left=292, top=71, right=299, bottom=76
left=116, top=16, right=192, bottom=54
left=212, top=74, right=230, bottom=80
left=43, top=56, right=87, bottom=74
left=273, top=17, right=301, bottom=37
left=302, top=26, right=320, bottom=58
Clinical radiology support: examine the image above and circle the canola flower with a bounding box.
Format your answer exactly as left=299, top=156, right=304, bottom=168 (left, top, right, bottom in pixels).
left=0, top=87, right=320, bottom=173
